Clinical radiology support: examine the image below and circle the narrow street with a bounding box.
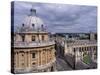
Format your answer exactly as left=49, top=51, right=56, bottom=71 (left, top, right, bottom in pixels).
left=56, top=57, right=73, bottom=71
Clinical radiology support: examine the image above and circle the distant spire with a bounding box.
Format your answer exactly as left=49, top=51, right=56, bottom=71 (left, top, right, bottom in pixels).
left=30, top=5, right=36, bottom=16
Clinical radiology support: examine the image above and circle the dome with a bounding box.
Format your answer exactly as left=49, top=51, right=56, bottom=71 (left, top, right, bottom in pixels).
left=22, top=15, right=44, bottom=30
left=17, top=9, right=46, bottom=32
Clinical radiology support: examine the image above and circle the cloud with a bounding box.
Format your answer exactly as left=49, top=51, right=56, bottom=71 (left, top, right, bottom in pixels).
left=13, top=1, right=97, bottom=33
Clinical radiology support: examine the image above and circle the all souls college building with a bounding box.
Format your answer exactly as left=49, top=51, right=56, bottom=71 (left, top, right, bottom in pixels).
left=55, top=32, right=97, bottom=69
left=11, top=8, right=56, bottom=73
left=64, top=33, right=97, bottom=69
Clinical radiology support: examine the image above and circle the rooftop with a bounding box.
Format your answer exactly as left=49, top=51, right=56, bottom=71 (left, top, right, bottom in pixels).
left=66, top=40, right=97, bottom=47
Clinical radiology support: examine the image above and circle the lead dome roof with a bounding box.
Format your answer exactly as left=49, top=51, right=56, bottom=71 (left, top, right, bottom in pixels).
left=16, top=8, right=46, bottom=33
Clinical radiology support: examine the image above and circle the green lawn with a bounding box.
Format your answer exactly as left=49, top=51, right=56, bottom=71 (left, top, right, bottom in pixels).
left=83, top=55, right=91, bottom=64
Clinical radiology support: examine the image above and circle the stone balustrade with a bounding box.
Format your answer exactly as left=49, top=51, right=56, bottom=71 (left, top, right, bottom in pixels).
left=14, top=40, right=55, bottom=48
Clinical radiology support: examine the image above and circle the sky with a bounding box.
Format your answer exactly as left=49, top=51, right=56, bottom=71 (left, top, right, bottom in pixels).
left=12, top=1, right=97, bottom=33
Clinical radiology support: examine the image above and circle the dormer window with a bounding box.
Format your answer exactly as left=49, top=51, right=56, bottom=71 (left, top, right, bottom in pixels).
left=41, top=24, right=44, bottom=31
left=22, top=23, right=24, bottom=27
left=32, top=24, right=35, bottom=27
left=41, top=24, right=43, bottom=28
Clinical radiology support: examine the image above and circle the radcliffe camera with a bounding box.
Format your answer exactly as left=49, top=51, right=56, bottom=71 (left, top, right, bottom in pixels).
left=11, top=1, right=97, bottom=74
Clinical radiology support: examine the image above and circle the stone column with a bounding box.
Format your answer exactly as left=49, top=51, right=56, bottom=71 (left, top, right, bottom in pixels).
left=88, top=47, right=91, bottom=59
left=80, top=47, right=82, bottom=61
left=76, top=48, right=79, bottom=63
left=47, top=50, right=48, bottom=63
left=82, top=47, right=84, bottom=61
left=24, top=52, right=27, bottom=68
left=28, top=51, right=31, bottom=68
left=81, top=51, right=83, bottom=61
left=39, top=51, right=41, bottom=66
left=78, top=47, right=81, bottom=61
left=38, top=51, right=40, bottom=66
left=44, top=51, right=46, bottom=65
left=92, top=47, right=94, bottom=61
left=41, top=51, right=42, bottom=65
left=89, top=47, right=92, bottom=58
left=26, top=52, right=28, bottom=68
left=15, top=52, right=17, bottom=68
left=17, top=52, right=19, bottom=68
left=45, top=49, right=47, bottom=64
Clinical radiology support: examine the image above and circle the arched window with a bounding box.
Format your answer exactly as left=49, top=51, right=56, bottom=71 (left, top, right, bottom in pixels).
left=32, top=35, right=35, bottom=41
left=22, top=23, right=24, bottom=27
left=22, top=35, right=25, bottom=42
left=22, top=54, right=24, bottom=56
left=21, top=63, right=24, bottom=67
left=32, top=53, right=35, bottom=58
left=42, top=35, right=44, bottom=41
left=32, top=62, right=36, bottom=65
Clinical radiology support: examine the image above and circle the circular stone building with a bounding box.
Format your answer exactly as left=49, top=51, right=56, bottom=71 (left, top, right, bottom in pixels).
left=11, top=8, right=56, bottom=74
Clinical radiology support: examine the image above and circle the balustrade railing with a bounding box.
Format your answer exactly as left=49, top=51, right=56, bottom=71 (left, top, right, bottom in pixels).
left=14, top=40, right=55, bottom=47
